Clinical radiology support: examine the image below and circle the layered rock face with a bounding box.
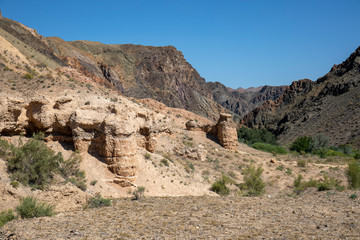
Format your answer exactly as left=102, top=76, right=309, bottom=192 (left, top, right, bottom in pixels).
left=0, top=94, right=168, bottom=184
left=186, top=113, right=238, bottom=150
left=243, top=46, right=360, bottom=146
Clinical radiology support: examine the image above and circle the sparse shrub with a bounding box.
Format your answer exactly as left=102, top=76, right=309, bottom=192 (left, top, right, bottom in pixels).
left=85, top=193, right=111, bottom=208
left=276, top=165, right=284, bottom=171
left=185, top=162, right=195, bottom=173
left=350, top=193, right=358, bottom=199
left=90, top=180, right=98, bottom=186
left=23, top=73, right=34, bottom=80
left=347, top=160, right=360, bottom=189
left=3, top=133, right=86, bottom=190
left=6, top=135, right=63, bottom=189
left=290, top=136, right=313, bottom=153
left=239, top=165, right=265, bottom=196
left=132, top=186, right=145, bottom=200
left=297, top=159, right=306, bottom=168
left=285, top=168, right=292, bottom=175
left=210, top=174, right=232, bottom=196
left=161, top=159, right=169, bottom=167
left=354, top=152, right=360, bottom=160
left=237, top=127, right=277, bottom=145
left=317, top=174, right=343, bottom=191
left=0, top=210, right=16, bottom=227
left=144, top=153, right=151, bottom=159
left=59, top=152, right=87, bottom=191
left=10, top=181, right=19, bottom=188
left=252, top=142, right=287, bottom=155
left=16, top=197, right=55, bottom=218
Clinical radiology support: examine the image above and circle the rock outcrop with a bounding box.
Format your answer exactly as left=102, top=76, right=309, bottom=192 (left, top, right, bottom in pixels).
left=0, top=94, right=169, bottom=185
left=186, top=113, right=238, bottom=150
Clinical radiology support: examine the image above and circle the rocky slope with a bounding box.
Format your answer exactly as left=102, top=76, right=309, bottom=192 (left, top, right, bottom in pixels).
left=208, top=82, right=288, bottom=117
left=243, top=46, right=360, bottom=146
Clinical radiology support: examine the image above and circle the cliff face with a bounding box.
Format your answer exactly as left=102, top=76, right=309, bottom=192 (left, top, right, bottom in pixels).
left=243, top=46, right=360, bottom=147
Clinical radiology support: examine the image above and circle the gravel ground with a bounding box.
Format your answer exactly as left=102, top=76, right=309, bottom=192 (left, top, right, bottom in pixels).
left=1, top=190, right=360, bottom=240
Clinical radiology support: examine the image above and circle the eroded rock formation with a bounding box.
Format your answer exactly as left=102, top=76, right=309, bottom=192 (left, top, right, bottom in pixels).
left=0, top=94, right=169, bottom=185
left=186, top=113, right=238, bottom=150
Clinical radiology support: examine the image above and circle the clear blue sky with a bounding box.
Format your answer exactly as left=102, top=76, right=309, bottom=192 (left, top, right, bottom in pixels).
left=1, top=0, right=360, bottom=88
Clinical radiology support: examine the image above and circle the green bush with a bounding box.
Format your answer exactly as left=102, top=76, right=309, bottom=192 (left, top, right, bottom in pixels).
left=290, top=136, right=313, bottom=153
left=297, top=159, right=306, bottom=168
left=2, top=134, right=86, bottom=190
left=210, top=174, right=232, bottom=196
left=16, top=197, right=55, bottom=218
left=237, top=127, right=277, bottom=145
left=161, top=159, right=169, bottom=167
left=85, top=193, right=111, bottom=208
left=350, top=193, right=358, bottom=199
left=348, top=160, right=360, bottom=189
left=23, top=73, right=34, bottom=80
left=90, top=180, right=98, bottom=186
left=293, top=174, right=342, bottom=194
left=6, top=136, right=63, bottom=189
left=239, top=165, right=265, bottom=196
left=132, top=186, right=146, bottom=200
left=252, top=142, right=287, bottom=155
left=0, top=209, right=16, bottom=227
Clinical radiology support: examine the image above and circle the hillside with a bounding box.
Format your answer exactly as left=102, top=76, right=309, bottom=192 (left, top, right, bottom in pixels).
left=243, top=46, right=360, bottom=147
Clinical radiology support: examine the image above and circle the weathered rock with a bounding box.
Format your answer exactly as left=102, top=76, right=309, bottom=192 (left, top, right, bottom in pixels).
left=215, top=113, right=238, bottom=150
left=186, top=113, right=238, bottom=150
left=0, top=94, right=168, bottom=183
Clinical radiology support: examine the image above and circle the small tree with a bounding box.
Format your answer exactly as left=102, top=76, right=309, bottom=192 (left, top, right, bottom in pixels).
left=290, top=136, right=313, bottom=153
left=240, top=165, right=265, bottom=196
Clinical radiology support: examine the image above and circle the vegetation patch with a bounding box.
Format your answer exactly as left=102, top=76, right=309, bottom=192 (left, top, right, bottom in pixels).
left=85, top=193, right=111, bottom=208
left=0, top=210, right=16, bottom=227
left=252, top=142, right=287, bottom=155
left=1, top=133, right=86, bottom=190
left=132, top=186, right=146, bottom=200
left=238, top=165, right=265, bottom=196
left=237, top=127, right=277, bottom=145
left=16, top=197, right=55, bottom=218
left=210, top=174, right=232, bottom=196
left=347, top=160, right=360, bottom=189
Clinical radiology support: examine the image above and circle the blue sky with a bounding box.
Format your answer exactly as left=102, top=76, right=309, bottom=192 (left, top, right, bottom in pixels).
left=1, top=0, right=360, bottom=88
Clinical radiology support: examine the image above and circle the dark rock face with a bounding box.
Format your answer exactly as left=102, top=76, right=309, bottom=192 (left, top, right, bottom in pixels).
left=243, top=46, right=360, bottom=147
left=207, top=81, right=288, bottom=117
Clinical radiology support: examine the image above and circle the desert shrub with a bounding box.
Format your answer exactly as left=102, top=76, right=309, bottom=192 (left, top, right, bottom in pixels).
left=160, top=159, right=169, bottom=167
left=23, top=73, right=34, bottom=80
left=144, top=153, right=151, bottom=159
left=16, top=197, right=55, bottom=218
left=85, top=193, right=111, bottom=208
left=3, top=134, right=86, bottom=190
left=354, top=152, right=360, bottom=160
left=210, top=174, right=232, bottom=196
left=297, top=159, right=306, bottom=167
left=252, top=142, right=287, bottom=155
left=132, top=186, right=146, bottom=200
left=293, top=174, right=342, bottom=194
left=237, top=127, right=277, bottom=145
left=10, top=181, right=19, bottom=188
left=290, top=136, right=313, bottom=153
left=332, top=145, right=355, bottom=155
left=185, top=162, right=195, bottom=173
left=350, top=193, right=358, bottom=199
left=0, top=209, right=16, bottom=227
left=90, top=180, right=98, bottom=186
left=7, top=136, right=63, bottom=189
left=317, top=174, right=343, bottom=191
left=59, top=153, right=87, bottom=191
left=239, top=165, right=265, bottom=196
left=347, top=160, right=360, bottom=189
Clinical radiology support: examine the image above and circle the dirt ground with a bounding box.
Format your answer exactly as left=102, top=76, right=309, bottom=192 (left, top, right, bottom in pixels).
left=1, top=189, right=359, bottom=239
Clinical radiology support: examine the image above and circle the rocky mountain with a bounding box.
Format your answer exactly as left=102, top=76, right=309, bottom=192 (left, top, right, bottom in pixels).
left=243, top=46, right=360, bottom=147
left=208, top=82, right=288, bottom=117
